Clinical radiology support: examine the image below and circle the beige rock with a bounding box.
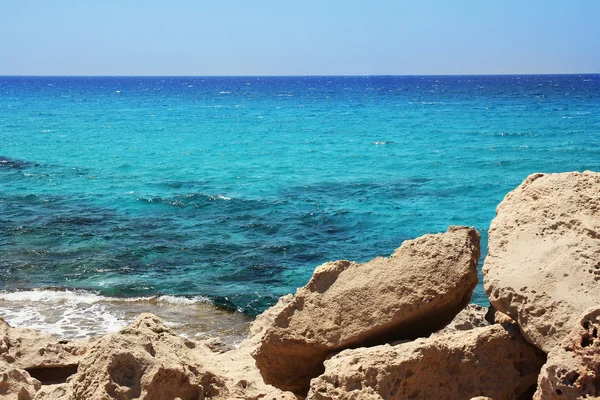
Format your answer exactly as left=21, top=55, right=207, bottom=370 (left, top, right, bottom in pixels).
left=484, top=305, right=516, bottom=325
left=34, top=313, right=297, bottom=400
left=483, top=171, right=600, bottom=353
left=32, top=383, right=70, bottom=400
left=67, top=313, right=226, bottom=400
left=253, top=226, right=480, bottom=394
left=534, top=307, right=600, bottom=400
left=0, top=318, right=84, bottom=386
left=0, top=318, right=84, bottom=367
left=0, top=361, right=41, bottom=400
left=207, top=294, right=297, bottom=400
left=242, top=294, right=294, bottom=352
left=432, top=303, right=489, bottom=336
left=307, top=324, right=545, bottom=400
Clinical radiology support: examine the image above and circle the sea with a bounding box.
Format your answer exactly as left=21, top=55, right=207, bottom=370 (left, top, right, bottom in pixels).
left=1, top=75, right=599, bottom=344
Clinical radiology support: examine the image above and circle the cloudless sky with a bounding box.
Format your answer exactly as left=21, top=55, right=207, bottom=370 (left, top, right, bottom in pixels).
left=1, top=0, right=599, bottom=75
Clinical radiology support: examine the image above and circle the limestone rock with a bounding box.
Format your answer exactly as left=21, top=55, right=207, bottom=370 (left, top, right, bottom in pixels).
left=242, top=294, right=294, bottom=352
left=534, top=307, right=600, bottom=400
left=67, top=313, right=226, bottom=400
left=483, top=171, right=600, bottom=352
left=45, top=313, right=296, bottom=400
left=484, top=305, right=516, bottom=325
left=432, top=303, right=489, bottom=336
left=0, top=318, right=84, bottom=369
left=32, top=383, right=70, bottom=400
left=253, top=226, right=480, bottom=394
left=208, top=295, right=298, bottom=400
left=0, top=317, right=84, bottom=387
left=0, top=361, right=41, bottom=400
left=307, top=324, right=546, bottom=400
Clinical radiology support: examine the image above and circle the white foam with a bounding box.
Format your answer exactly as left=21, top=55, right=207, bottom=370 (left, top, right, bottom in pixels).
left=0, top=289, right=219, bottom=340
left=0, top=289, right=105, bottom=304
left=0, top=289, right=212, bottom=306
left=156, top=295, right=212, bottom=305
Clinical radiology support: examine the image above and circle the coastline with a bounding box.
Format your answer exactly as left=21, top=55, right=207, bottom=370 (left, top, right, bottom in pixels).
left=0, top=289, right=252, bottom=344
left=2, top=75, right=598, bottom=322
left=1, top=171, right=600, bottom=399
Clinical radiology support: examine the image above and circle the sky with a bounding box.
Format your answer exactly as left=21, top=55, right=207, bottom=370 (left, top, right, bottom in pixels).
left=1, top=0, right=599, bottom=76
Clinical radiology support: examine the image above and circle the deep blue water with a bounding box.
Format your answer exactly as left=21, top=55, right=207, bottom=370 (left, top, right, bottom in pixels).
left=1, top=75, right=599, bottom=334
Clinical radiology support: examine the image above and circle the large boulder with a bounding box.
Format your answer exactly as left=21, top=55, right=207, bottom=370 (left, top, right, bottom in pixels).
left=483, top=171, right=600, bottom=353
left=307, top=323, right=546, bottom=400
left=534, top=307, right=600, bottom=399
left=253, top=226, right=481, bottom=394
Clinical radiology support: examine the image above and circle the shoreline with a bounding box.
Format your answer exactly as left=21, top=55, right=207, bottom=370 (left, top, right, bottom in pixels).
left=0, top=289, right=252, bottom=344
left=1, top=171, right=599, bottom=399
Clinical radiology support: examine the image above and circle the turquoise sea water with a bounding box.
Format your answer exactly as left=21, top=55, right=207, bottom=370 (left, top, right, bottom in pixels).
left=1, top=75, right=599, bottom=339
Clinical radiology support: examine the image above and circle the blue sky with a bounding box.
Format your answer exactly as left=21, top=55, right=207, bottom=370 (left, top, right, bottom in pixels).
left=1, top=0, right=599, bottom=75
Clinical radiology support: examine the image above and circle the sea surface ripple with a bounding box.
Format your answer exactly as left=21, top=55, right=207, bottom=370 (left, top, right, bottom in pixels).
left=1, top=75, right=599, bottom=338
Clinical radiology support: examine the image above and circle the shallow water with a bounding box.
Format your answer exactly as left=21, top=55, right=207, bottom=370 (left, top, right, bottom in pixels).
left=0, top=289, right=252, bottom=343
left=1, top=75, right=599, bottom=339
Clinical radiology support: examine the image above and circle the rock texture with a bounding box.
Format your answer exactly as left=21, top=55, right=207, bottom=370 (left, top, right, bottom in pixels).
left=65, top=313, right=226, bottom=400
left=307, top=324, right=546, bottom=400
left=483, top=171, right=600, bottom=353
left=0, top=318, right=83, bottom=386
left=208, top=295, right=298, bottom=400
left=13, top=312, right=297, bottom=400
left=2, top=171, right=600, bottom=399
left=432, top=303, right=489, bottom=336
left=253, top=226, right=480, bottom=394
left=0, top=361, right=41, bottom=400
left=534, top=307, right=600, bottom=400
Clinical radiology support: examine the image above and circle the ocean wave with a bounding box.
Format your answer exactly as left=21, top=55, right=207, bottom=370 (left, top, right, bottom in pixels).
left=136, top=192, right=237, bottom=208
left=0, top=289, right=249, bottom=343
left=0, top=155, right=32, bottom=169
left=372, top=141, right=394, bottom=145
left=0, top=288, right=212, bottom=305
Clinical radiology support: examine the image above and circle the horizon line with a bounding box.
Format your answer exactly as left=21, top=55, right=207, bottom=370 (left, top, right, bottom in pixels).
left=1, top=72, right=599, bottom=78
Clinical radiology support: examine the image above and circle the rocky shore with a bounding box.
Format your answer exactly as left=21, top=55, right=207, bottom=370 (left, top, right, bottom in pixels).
left=1, top=171, right=599, bottom=400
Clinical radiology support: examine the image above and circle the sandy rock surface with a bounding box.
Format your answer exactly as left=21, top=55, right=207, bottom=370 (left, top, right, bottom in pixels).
left=253, top=226, right=480, bottom=394
left=0, top=318, right=84, bottom=371
left=12, top=311, right=296, bottom=400
left=66, top=313, right=225, bottom=400
left=534, top=307, right=600, bottom=400
left=483, top=171, right=600, bottom=353
left=209, top=295, right=298, bottom=400
left=432, top=303, right=489, bottom=336
left=0, top=361, right=41, bottom=400
left=307, top=324, right=545, bottom=400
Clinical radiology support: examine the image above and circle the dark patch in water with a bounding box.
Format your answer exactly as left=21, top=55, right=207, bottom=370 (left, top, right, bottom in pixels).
left=0, top=156, right=32, bottom=169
